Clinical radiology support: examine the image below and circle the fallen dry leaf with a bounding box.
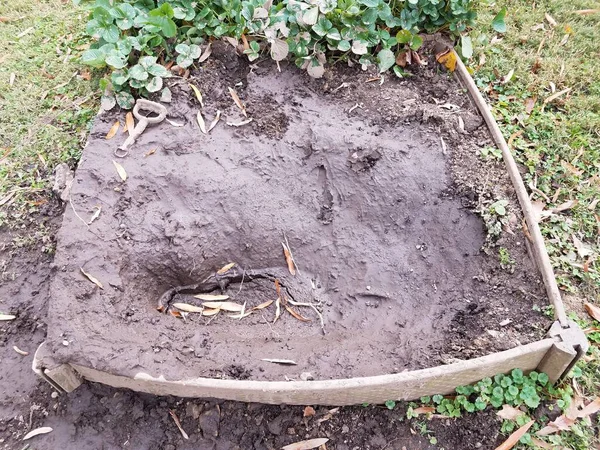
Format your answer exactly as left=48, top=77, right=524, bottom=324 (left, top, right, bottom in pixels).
left=112, top=160, right=127, bottom=182
left=13, top=346, right=29, bottom=356
left=208, top=110, right=221, bottom=132
left=501, top=68, right=515, bottom=84
left=252, top=299, right=274, bottom=311
left=575, top=9, right=599, bottom=15
left=285, top=304, right=311, bottom=322
left=282, top=242, right=296, bottom=275
left=281, top=438, right=329, bottom=450
left=274, top=296, right=281, bottom=323
left=105, top=121, right=120, bottom=139
left=560, top=160, right=582, bottom=176
left=197, top=111, right=207, bottom=134
left=88, top=206, right=101, bottom=225
left=551, top=199, right=578, bottom=212
left=436, top=50, right=456, bottom=72
left=198, top=42, right=212, bottom=63
left=584, top=303, right=600, bottom=322
left=536, top=415, right=575, bottom=436
left=413, top=406, right=436, bottom=416
left=166, top=119, right=184, bottom=127
left=262, top=358, right=297, bottom=365
left=170, top=310, right=183, bottom=318
left=80, top=268, right=103, bottom=289
left=169, top=410, right=189, bottom=440
left=496, top=420, right=534, bottom=449
left=172, top=302, right=204, bottom=313
left=575, top=397, right=600, bottom=418
left=545, top=13, right=557, bottom=27
left=189, top=84, right=204, bottom=107
left=395, top=50, right=408, bottom=67
left=201, top=301, right=244, bottom=312
left=217, top=262, right=236, bottom=274
left=9, top=72, right=15, bottom=86
left=524, top=97, right=536, bottom=114
left=497, top=405, right=525, bottom=421
left=0, top=314, right=16, bottom=321
left=194, top=294, right=229, bottom=301
left=530, top=438, right=553, bottom=449
left=228, top=87, right=247, bottom=117
left=303, top=406, right=316, bottom=417
left=124, top=112, right=134, bottom=136
left=227, top=118, right=253, bottom=127
left=202, top=308, right=221, bottom=316
left=23, top=427, right=53, bottom=441
left=544, top=87, right=571, bottom=105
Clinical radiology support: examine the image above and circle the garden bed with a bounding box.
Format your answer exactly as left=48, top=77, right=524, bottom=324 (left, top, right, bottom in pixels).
left=38, top=44, right=558, bottom=398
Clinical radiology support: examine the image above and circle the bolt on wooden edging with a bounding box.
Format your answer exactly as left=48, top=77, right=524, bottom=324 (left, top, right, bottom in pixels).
left=31, top=51, right=588, bottom=404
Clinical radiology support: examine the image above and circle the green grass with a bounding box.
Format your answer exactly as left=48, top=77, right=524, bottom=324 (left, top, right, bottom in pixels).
left=0, top=0, right=97, bottom=228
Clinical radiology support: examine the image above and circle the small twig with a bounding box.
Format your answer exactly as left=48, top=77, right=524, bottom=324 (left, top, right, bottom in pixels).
left=69, top=197, right=90, bottom=230
left=283, top=233, right=300, bottom=275
left=169, top=410, right=189, bottom=440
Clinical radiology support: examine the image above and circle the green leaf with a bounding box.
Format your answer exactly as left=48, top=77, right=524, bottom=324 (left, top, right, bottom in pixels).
left=432, top=394, right=444, bottom=404
left=303, top=7, right=319, bottom=26
left=410, top=35, right=423, bottom=50
left=377, top=48, right=395, bottom=73
left=146, top=76, right=163, bottom=93
left=538, top=373, right=549, bottom=386
left=105, top=54, right=127, bottom=69
left=81, top=49, right=106, bottom=68
left=147, top=63, right=170, bottom=78
left=101, top=24, right=120, bottom=43
left=385, top=400, right=396, bottom=410
left=396, top=30, right=412, bottom=44
left=129, top=64, right=148, bottom=81
left=492, top=8, right=507, bottom=33
left=313, top=18, right=333, bottom=37
left=461, top=35, right=473, bottom=59
left=175, top=43, right=190, bottom=55
left=115, top=90, right=135, bottom=109
left=111, top=70, right=129, bottom=86
left=337, top=40, right=351, bottom=51
left=359, top=0, right=379, bottom=7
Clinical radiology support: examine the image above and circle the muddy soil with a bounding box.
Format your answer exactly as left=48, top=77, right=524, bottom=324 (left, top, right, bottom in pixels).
left=39, top=44, right=551, bottom=383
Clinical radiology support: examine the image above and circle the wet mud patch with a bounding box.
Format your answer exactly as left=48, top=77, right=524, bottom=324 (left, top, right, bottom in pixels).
left=43, top=50, right=550, bottom=383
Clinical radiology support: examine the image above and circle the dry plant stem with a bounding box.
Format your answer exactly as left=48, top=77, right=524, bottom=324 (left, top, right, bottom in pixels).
left=288, top=299, right=325, bottom=334
left=283, top=233, right=300, bottom=275
left=453, top=50, right=568, bottom=327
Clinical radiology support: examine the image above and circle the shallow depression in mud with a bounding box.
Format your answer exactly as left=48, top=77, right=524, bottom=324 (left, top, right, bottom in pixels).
left=44, top=56, right=550, bottom=382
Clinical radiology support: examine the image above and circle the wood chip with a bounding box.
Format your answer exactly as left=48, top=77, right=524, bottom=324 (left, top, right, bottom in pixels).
left=112, top=160, right=127, bottom=181
left=169, top=410, right=189, bottom=440
left=105, top=121, right=120, bottom=139
left=194, top=294, right=230, bottom=301
left=201, top=301, right=244, bottom=312
left=172, top=302, right=204, bottom=313
left=13, top=346, right=29, bottom=356
left=23, top=427, right=53, bottom=441
left=80, top=268, right=103, bottom=289
left=228, top=87, right=247, bottom=117
left=0, top=314, right=16, bottom=321
left=217, top=262, right=236, bottom=274
left=495, top=420, right=534, bottom=449
left=262, top=358, right=297, bottom=365
left=281, top=438, right=329, bottom=450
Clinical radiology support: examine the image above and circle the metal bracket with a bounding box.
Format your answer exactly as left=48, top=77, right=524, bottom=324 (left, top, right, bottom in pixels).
left=32, top=341, right=83, bottom=393
left=537, top=320, right=589, bottom=383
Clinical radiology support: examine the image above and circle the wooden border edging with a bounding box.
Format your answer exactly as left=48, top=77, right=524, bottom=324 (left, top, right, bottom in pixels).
left=452, top=50, right=568, bottom=328
left=32, top=51, right=588, bottom=405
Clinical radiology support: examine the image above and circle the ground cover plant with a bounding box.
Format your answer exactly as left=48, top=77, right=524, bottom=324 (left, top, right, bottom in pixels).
left=1, top=0, right=599, bottom=448
left=78, top=0, right=487, bottom=108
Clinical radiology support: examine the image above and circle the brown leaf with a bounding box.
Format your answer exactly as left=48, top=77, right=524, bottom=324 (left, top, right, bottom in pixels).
left=584, top=303, right=600, bottom=322
left=282, top=243, right=296, bottom=275
left=303, top=406, right=316, bottom=417
left=536, top=415, right=575, bottom=436
left=495, top=420, right=534, bottom=449
left=252, top=299, right=274, bottom=311
left=189, top=84, right=204, bottom=107
left=198, top=42, right=212, bottom=63
left=285, top=304, right=311, bottom=322
left=201, top=301, right=244, bottom=312
left=281, top=438, right=329, bottom=450
left=524, top=97, right=536, bottom=115
left=497, top=405, right=525, bottom=421
left=413, top=406, right=435, bottom=416
left=560, top=160, right=582, bottom=176
left=551, top=199, right=578, bottom=212
left=80, top=69, right=91, bottom=81
left=105, top=121, right=120, bottom=139
left=395, top=51, right=408, bottom=67
left=202, top=308, right=221, bottom=316
left=124, top=112, right=135, bottom=136
left=217, top=262, right=236, bottom=274
left=172, top=302, right=204, bottom=313
left=262, top=358, right=297, bottom=365
left=170, top=310, right=183, bottom=318
left=241, top=34, right=250, bottom=51
left=112, top=160, right=127, bottom=181
left=530, top=438, right=553, bottom=449
left=576, top=397, right=600, bottom=418
left=436, top=50, right=456, bottom=72
left=275, top=279, right=282, bottom=297
left=80, top=268, right=103, bottom=289
left=228, top=87, right=247, bottom=117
